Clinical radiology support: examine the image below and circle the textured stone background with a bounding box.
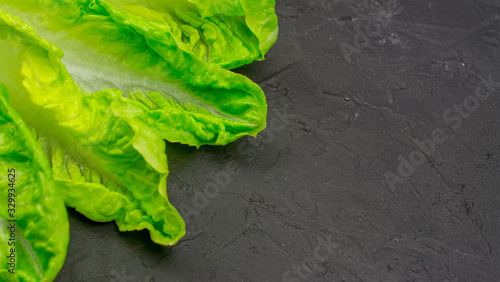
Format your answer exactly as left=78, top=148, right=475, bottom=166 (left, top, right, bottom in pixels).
left=56, top=0, right=500, bottom=281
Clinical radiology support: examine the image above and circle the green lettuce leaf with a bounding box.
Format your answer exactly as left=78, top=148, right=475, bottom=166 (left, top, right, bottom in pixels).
left=0, top=0, right=276, bottom=147
left=106, top=0, right=279, bottom=68
left=0, top=84, right=69, bottom=282
left=0, top=9, right=184, bottom=246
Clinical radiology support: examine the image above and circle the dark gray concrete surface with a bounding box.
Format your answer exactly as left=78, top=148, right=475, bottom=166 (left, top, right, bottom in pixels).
left=55, top=0, right=500, bottom=281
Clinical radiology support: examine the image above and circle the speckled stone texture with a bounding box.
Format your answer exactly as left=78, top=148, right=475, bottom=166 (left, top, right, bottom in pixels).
left=56, top=0, right=500, bottom=281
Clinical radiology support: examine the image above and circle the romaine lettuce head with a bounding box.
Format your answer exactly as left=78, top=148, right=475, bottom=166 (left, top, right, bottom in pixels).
left=0, top=0, right=278, bottom=279
left=0, top=9, right=185, bottom=247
